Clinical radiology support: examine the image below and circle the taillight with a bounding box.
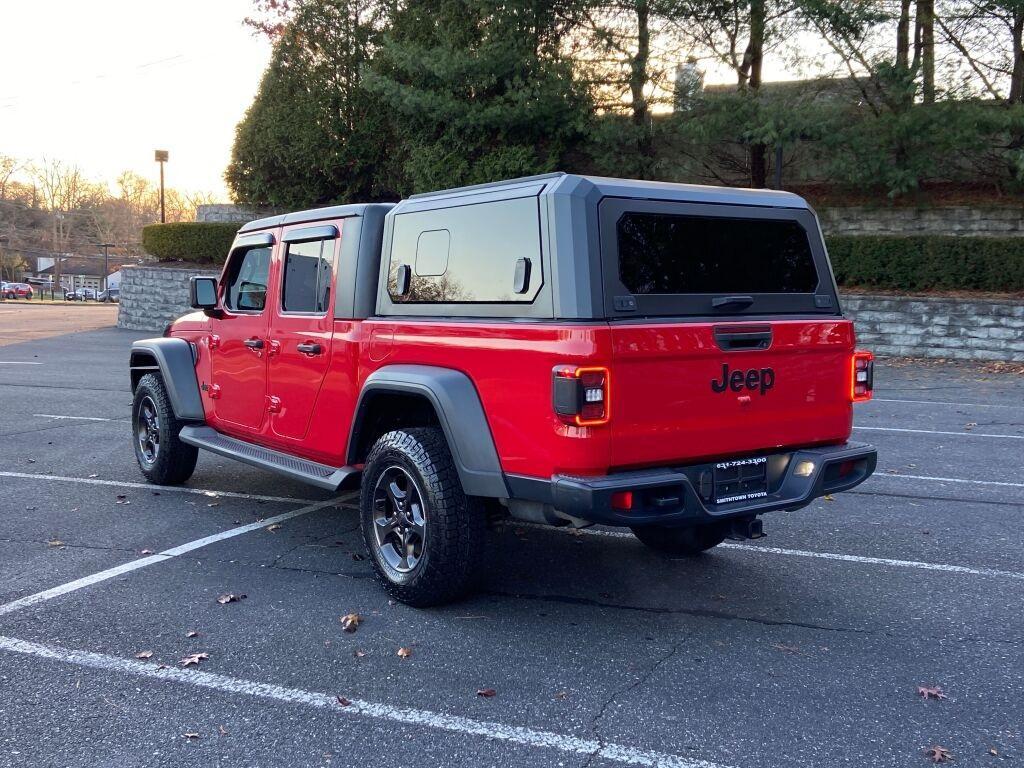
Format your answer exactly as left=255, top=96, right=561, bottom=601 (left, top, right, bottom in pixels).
left=552, top=365, right=610, bottom=426
left=851, top=350, right=874, bottom=402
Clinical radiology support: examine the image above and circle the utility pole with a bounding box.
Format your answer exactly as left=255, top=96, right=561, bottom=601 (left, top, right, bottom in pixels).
left=154, top=150, right=169, bottom=223
left=97, top=243, right=114, bottom=294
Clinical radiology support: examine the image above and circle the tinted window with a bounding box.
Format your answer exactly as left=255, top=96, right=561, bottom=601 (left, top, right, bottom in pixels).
left=282, top=239, right=333, bottom=313
left=223, top=247, right=271, bottom=311
left=387, top=197, right=541, bottom=304
left=617, top=213, right=818, bottom=295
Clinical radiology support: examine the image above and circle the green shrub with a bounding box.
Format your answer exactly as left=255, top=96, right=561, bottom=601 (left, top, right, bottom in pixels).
left=826, top=235, right=1024, bottom=292
left=141, top=223, right=241, bottom=264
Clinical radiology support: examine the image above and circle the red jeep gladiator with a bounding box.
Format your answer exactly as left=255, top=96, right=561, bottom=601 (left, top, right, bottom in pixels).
left=129, top=173, right=877, bottom=606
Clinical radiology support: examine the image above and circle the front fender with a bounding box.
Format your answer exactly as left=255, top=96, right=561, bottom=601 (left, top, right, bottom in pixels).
left=129, top=338, right=204, bottom=422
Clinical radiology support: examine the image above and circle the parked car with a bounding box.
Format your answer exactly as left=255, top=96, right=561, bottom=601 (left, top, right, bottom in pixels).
left=67, top=288, right=98, bottom=301
left=128, top=173, right=878, bottom=607
left=2, top=282, right=34, bottom=299
left=98, top=288, right=120, bottom=303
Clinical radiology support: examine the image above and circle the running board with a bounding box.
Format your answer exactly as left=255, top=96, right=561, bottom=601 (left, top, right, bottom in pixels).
left=179, top=425, right=358, bottom=491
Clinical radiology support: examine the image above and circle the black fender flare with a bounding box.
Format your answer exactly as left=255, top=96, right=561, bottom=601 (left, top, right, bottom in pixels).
left=349, top=365, right=508, bottom=498
left=129, top=338, right=205, bottom=422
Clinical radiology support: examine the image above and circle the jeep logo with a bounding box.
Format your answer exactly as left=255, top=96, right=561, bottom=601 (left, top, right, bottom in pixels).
left=711, top=364, right=775, bottom=395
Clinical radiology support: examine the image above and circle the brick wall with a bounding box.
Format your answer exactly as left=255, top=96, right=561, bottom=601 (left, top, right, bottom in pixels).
left=819, top=206, right=1024, bottom=237
left=843, top=294, right=1024, bottom=362
left=117, top=264, right=219, bottom=332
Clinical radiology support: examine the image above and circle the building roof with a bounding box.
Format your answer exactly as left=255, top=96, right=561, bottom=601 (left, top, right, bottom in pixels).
left=36, top=258, right=122, bottom=278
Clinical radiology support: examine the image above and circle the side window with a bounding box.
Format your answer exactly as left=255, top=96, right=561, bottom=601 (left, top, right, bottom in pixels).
left=282, top=239, right=333, bottom=314
left=387, top=197, right=542, bottom=304
left=223, top=246, right=271, bottom=312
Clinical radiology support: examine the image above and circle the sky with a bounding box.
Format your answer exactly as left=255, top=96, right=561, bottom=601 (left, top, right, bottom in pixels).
left=1, top=0, right=272, bottom=200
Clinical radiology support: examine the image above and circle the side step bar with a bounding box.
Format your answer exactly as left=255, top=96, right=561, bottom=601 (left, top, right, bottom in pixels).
left=179, top=426, right=358, bottom=491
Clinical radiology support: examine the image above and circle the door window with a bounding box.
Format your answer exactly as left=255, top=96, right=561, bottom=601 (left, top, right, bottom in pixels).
left=223, top=246, right=271, bottom=312
left=282, top=239, right=333, bottom=314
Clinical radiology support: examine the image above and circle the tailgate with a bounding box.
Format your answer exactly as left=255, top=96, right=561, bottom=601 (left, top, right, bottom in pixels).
left=609, top=320, right=854, bottom=469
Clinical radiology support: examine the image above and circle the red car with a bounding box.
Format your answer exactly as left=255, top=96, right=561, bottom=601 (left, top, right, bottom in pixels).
left=2, top=282, right=33, bottom=299
left=129, top=173, right=877, bottom=606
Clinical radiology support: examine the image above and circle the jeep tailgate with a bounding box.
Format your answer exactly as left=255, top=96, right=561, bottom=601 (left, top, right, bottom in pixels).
left=608, top=319, right=854, bottom=470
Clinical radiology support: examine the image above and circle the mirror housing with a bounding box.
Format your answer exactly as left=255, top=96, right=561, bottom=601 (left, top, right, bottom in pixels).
left=190, top=276, right=219, bottom=310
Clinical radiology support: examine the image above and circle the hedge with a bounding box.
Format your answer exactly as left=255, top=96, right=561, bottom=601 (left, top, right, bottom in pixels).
left=826, top=235, right=1024, bottom=292
left=141, top=222, right=241, bottom=264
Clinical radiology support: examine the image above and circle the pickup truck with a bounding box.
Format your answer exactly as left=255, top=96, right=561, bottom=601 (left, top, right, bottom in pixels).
left=129, top=173, right=877, bottom=606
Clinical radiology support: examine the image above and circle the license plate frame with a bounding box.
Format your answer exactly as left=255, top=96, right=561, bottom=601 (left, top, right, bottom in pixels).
left=713, top=456, right=769, bottom=504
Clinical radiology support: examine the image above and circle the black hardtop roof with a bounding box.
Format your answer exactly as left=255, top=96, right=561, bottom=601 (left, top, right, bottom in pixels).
left=236, top=173, right=809, bottom=234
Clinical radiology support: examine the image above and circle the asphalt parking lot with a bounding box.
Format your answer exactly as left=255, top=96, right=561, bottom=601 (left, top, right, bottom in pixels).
left=1, top=305, right=1022, bottom=768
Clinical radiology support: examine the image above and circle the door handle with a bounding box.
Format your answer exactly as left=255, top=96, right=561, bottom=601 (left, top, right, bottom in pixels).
left=244, top=337, right=265, bottom=350
left=296, top=342, right=323, bottom=356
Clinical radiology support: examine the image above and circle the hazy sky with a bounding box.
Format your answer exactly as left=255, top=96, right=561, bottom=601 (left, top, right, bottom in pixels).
left=2, top=0, right=272, bottom=199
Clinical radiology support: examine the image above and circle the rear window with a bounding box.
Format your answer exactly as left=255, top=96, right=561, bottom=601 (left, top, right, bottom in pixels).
left=617, top=213, right=817, bottom=295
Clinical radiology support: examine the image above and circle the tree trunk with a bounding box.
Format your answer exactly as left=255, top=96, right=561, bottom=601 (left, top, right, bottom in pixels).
left=1011, top=9, right=1024, bottom=104
left=748, top=0, right=767, bottom=188
left=629, top=0, right=653, bottom=162
left=896, top=0, right=912, bottom=72
left=916, top=0, right=935, bottom=103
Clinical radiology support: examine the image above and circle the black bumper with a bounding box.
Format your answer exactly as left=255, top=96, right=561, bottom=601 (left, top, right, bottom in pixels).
left=505, top=442, right=877, bottom=527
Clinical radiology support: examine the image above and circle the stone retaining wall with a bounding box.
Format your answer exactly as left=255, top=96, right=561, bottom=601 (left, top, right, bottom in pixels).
left=818, top=206, right=1024, bottom=238
left=843, top=294, right=1024, bottom=361
left=117, top=264, right=218, bottom=331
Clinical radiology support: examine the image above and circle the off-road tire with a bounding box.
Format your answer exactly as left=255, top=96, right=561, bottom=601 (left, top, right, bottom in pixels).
left=360, top=428, right=486, bottom=607
left=132, top=373, right=198, bottom=485
left=631, top=522, right=729, bottom=555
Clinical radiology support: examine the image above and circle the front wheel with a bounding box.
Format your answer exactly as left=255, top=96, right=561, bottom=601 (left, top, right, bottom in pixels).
left=132, top=373, right=198, bottom=485
left=631, top=522, right=729, bottom=556
left=360, top=428, right=485, bottom=607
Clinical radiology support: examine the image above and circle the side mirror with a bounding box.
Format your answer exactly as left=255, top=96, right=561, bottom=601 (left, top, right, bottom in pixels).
left=190, top=276, right=219, bottom=310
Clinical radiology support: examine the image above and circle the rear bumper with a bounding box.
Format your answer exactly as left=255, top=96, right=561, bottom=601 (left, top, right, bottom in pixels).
left=505, top=441, right=876, bottom=527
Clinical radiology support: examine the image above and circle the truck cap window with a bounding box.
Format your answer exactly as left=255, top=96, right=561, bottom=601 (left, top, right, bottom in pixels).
left=224, top=246, right=271, bottom=312
left=617, top=213, right=817, bottom=295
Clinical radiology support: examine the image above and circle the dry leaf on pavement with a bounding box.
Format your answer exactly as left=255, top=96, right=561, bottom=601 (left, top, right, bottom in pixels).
left=917, top=685, right=947, bottom=700
left=180, top=652, right=209, bottom=667
left=135, top=651, right=153, bottom=660
left=266, top=524, right=281, bottom=532
left=186, top=630, right=199, bottom=638
left=218, top=725, right=228, bottom=736
left=340, top=613, right=362, bottom=633
left=336, top=696, right=352, bottom=707
left=183, top=733, right=200, bottom=740
left=476, top=688, right=497, bottom=698
left=924, top=745, right=953, bottom=763
left=216, top=593, right=247, bottom=605
left=47, top=540, right=64, bottom=548
left=397, top=647, right=412, bottom=659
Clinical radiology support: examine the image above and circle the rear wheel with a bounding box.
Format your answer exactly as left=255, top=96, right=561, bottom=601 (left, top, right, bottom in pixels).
left=631, top=522, right=729, bottom=555
left=132, top=373, right=198, bottom=485
left=360, top=428, right=485, bottom=607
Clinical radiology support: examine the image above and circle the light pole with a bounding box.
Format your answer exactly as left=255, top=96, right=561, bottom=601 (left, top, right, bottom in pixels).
left=97, top=243, right=115, bottom=295
left=154, top=149, right=169, bottom=223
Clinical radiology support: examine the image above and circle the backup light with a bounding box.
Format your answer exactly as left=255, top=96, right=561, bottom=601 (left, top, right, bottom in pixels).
left=794, top=460, right=816, bottom=478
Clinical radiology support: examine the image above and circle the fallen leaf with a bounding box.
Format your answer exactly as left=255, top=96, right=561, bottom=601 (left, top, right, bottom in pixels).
left=336, top=696, right=352, bottom=707
left=207, top=502, right=220, bottom=507
left=340, top=613, right=362, bottom=633
left=216, top=593, right=247, bottom=605
left=476, top=688, right=497, bottom=698
left=924, top=745, right=953, bottom=763
left=180, top=652, right=209, bottom=667
left=115, top=495, right=130, bottom=505
left=964, top=422, right=977, bottom=429
left=989, top=748, right=998, bottom=756
left=218, top=725, right=228, bottom=736
left=553, top=691, right=568, bottom=700
left=47, top=539, right=64, bottom=548
left=823, top=494, right=835, bottom=501
left=772, top=643, right=799, bottom=653
left=183, top=732, right=200, bottom=740
left=397, top=647, right=412, bottom=659
left=135, top=651, right=153, bottom=660
left=157, top=664, right=168, bottom=670
left=25, top=506, right=37, bottom=511
left=87, top=473, right=98, bottom=478
left=917, top=685, right=947, bottom=700
left=266, top=524, right=281, bottom=532
left=27, top=458, right=35, bottom=463
left=353, top=649, right=366, bottom=658
left=186, top=630, right=199, bottom=638
left=140, top=549, right=154, bottom=555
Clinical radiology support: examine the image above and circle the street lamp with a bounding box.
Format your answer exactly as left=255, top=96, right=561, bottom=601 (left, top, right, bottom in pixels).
left=97, top=243, right=115, bottom=294
left=154, top=149, right=169, bottom=223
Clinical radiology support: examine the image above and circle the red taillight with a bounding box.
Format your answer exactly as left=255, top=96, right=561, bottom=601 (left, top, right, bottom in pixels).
left=851, top=350, right=874, bottom=402
left=611, top=491, right=633, bottom=511
left=552, top=365, right=610, bottom=426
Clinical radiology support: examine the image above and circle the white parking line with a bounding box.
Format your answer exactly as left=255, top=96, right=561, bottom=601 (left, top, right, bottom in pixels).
left=0, top=361, right=42, bottom=365
left=0, top=471, right=320, bottom=505
left=32, top=413, right=126, bottom=422
left=0, top=496, right=351, bottom=618
left=874, top=397, right=1023, bottom=410
left=854, top=425, right=1024, bottom=440
left=0, top=635, right=727, bottom=768
left=521, top=525, right=1024, bottom=580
